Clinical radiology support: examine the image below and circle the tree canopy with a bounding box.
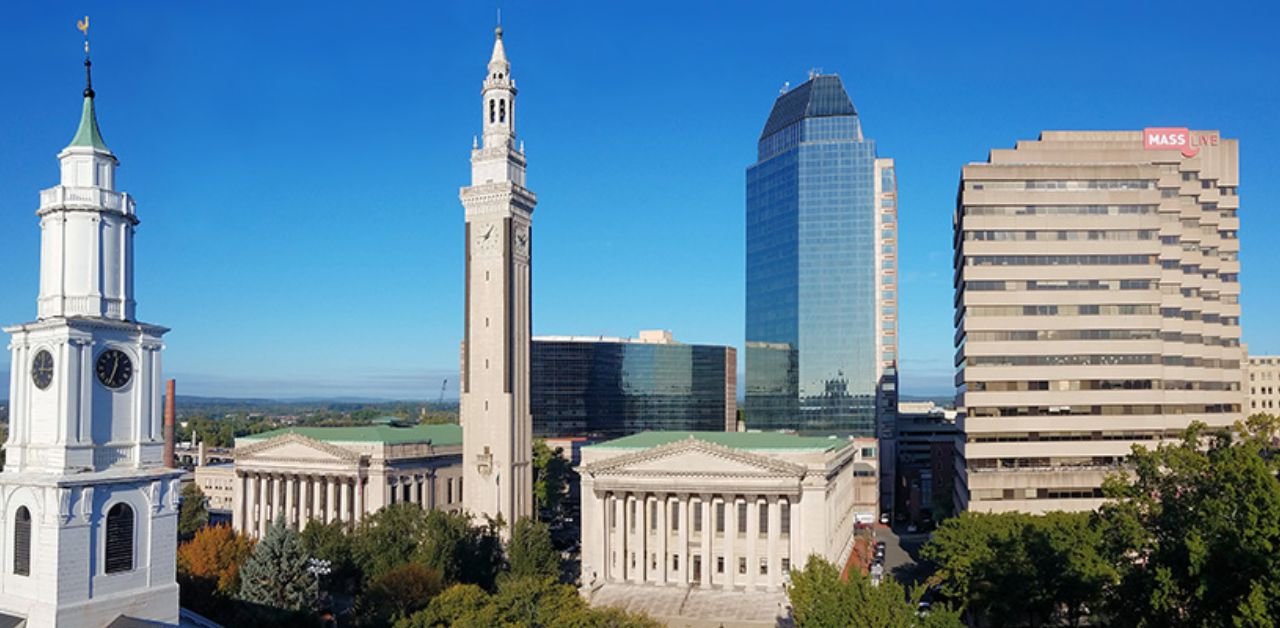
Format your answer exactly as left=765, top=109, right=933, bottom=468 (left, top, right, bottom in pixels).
left=787, top=554, right=962, bottom=628
left=238, top=517, right=318, bottom=613
left=507, top=517, right=560, bottom=581
left=922, top=417, right=1280, bottom=627
left=178, top=482, right=210, bottom=539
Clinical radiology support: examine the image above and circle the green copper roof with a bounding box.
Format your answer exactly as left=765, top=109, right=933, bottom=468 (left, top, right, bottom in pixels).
left=592, top=431, right=847, bottom=451
left=68, top=95, right=111, bottom=152
left=242, top=423, right=462, bottom=447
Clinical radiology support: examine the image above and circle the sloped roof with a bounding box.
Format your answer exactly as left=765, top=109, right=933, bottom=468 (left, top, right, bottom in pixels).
left=69, top=95, right=111, bottom=152
left=241, top=423, right=462, bottom=446
left=591, top=430, right=844, bottom=452
left=759, top=74, right=857, bottom=139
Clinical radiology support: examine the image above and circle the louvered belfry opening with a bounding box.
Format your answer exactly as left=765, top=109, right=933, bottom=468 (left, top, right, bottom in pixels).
left=105, top=503, right=134, bottom=573
left=13, top=507, right=30, bottom=576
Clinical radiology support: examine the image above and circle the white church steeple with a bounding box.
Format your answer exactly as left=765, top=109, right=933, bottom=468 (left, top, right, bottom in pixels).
left=0, top=20, right=180, bottom=625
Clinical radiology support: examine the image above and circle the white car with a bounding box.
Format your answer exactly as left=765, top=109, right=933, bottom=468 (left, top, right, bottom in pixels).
left=879, top=513, right=890, bottom=524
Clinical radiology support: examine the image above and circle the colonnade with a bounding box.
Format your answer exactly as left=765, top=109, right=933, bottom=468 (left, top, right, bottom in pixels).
left=386, top=472, right=438, bottom=508
left=236, top=471, right=365, bottom=537
left=601, top=491, right=798, bottom=591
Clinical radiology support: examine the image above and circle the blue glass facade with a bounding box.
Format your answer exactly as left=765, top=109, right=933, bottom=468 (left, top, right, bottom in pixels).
left=746, top=75, right=890, bottom=436
left=531, top=338, right=735, bottom=439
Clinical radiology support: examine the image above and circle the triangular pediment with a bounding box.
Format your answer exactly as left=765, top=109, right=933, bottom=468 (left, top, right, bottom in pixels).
left=235, top=432, right=361, bottom=463
left=583, top=438, right=806, bottom=478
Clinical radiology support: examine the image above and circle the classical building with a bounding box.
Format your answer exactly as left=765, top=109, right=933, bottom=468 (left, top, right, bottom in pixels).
left=532, top=330, right=737, bottom=439
left=460, top=24, right=536, bottom=527
left=230, top=424, right=464, bottom=537
left=578, top=432, right=877, bottom=624
left=1245, top=355, right=1280, bottom=414
left=744, top=73, right=899, bottom=513
left=0, top=44, right=181, bottom=626
left=953, top=129, right=1244, bottom=514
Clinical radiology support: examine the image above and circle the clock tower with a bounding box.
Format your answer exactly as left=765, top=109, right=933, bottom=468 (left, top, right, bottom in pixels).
left=0, top=36, right=180, bottom=626
left=460, top=24, right=536, bottom=528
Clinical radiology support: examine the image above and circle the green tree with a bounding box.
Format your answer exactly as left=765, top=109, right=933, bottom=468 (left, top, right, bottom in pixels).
left=922, top=510, right=1112, bottom=627
left=533, top=440, right=572, bottom=518
left=396, top=576, right=660, bottom=628
left=1098, top=417, right=1280, bottom=628
left=413, top=510, right=505, bottom=590
left=399, top=583, right=491, bottom=628
left=178, top=482, right=210, bottom=539
left=357, top=562, right=445, bottom=626
left=353, top=503, right=429, bottom=582
left=238, top=517, right=318, bottom=613
left=507, top=517, right=560, bottom=580
left=299, top=519, right=358, bottom=591
left=786, top=554, right=962, bottom=628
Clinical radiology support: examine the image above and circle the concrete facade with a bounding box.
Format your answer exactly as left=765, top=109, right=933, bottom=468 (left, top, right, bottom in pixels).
left=460, top=25, right=536, bottom=528
left=230, top=424, right=464, bottom=537
left=953, top=130, right=1244, bottom=514
left=1245, top=355, right=1280, bottom=415
left=193, top=463, right=236, bottom=513
left=0, top=63, right=181, bottom=626
left=577, top=431, right=877, bottom=608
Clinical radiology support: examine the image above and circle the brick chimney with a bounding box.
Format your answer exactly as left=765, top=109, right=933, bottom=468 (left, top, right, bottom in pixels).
left=164, top=379, right=176, bottom=468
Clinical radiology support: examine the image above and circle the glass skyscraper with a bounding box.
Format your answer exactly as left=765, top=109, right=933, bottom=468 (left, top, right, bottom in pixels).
left=531, top=331, right=736, bottom=440
left=745, top=74, right=898, bottom=441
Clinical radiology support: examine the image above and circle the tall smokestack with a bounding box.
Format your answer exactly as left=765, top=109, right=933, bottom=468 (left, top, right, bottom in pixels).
left=164, top=379, right=176, bottom=468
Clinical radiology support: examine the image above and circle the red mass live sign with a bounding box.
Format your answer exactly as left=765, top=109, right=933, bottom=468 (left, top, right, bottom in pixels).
left=1144, top=127, right=1219, bottom=158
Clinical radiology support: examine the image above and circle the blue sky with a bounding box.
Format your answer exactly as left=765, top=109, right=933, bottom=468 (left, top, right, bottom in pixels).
left=2, top=1, right=1278, bottom=399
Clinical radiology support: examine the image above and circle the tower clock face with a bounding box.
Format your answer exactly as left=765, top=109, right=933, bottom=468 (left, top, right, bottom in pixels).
left=95, top=349, right=133, bottom=390
left=31, top=350, right=54, bottom=390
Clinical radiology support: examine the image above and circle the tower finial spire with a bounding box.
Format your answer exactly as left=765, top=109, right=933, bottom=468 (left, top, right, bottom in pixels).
left=496, top=8, right=503, bottom=39
left=77, top=15, right=93, bottom=98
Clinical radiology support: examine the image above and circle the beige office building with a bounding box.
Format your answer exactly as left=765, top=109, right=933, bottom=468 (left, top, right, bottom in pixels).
left=1245, top=355, right=1280, bottom=414
left=954, top=130, right=1244, bottom=514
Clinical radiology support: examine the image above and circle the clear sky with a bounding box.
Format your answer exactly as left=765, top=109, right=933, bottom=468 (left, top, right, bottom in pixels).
left=2, top=1, right=1278, bottom=400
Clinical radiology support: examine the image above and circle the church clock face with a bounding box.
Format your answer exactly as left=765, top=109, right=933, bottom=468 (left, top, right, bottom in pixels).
left=475, top=222, right=499, bottom=251
left=31, top=350, right=54, bottom=390
left=95, top=349, right=133, bottom=390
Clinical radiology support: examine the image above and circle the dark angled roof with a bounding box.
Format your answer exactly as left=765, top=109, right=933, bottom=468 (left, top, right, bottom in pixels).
left=0, top=611, right=23, bottom=628
left=759, top=74, right=857, bottom=139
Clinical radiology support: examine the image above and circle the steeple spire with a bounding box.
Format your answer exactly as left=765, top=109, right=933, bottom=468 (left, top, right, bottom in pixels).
left=69, top=15, right=110, bottom=153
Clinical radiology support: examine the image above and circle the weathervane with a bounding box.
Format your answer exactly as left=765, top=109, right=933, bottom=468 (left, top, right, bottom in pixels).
left=77, top=15, right=94, bottom=97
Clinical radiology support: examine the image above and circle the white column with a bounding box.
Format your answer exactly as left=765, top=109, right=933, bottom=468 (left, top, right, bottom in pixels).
left=619, top=494, right=630, bottom=581
left=258, top=474, right=270, bottom=537
left=746, top=497, right=759, bottom=589
left=678, top=496, right=690, bottom=585
left=725, top=497, right=736, bottom=588
left=339, top=477, right=351, bottom=526
left=326, top=476, right=337, bottom=523
left=232, top=471, right=245, bottom=533
left=639, top=495, right=649, bottom=582
left=700, top=495, right=712, bottom=588
left=603, top=493, right=614, bottom=581
left=768, top=496, right=782, bottom=590
left=271, top=475, right=282, bottom=525
left=355, top=477, right=365, bottom=524
left=658, top=495, right=669, bottom=585
left=310, top=476, right=322, bottom=526
left=284, top=475, right=295, bottom=529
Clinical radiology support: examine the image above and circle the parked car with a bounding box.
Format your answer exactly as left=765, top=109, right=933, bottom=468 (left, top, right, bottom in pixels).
left=880, top=513, right=890, bottom=524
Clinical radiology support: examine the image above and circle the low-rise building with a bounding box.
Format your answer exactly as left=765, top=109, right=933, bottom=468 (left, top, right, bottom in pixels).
left=230, top=422, right=464, bottom=537
left=1245, top=355, right=1280, bottom=414
left=895, top=402, right=959, bottom=523
left=194, top=463, right=236, bottom=513
left=578, top=431, right=876, bottom=625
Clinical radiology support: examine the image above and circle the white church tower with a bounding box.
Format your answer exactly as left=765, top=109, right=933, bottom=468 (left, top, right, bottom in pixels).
left=0, top=28, right=181, bottom=626
left=460, top=24, right=536, bottom=528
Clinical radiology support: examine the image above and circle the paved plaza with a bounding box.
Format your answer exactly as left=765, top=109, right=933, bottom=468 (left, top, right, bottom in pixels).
left=587, top=583, right=792, bottom=628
